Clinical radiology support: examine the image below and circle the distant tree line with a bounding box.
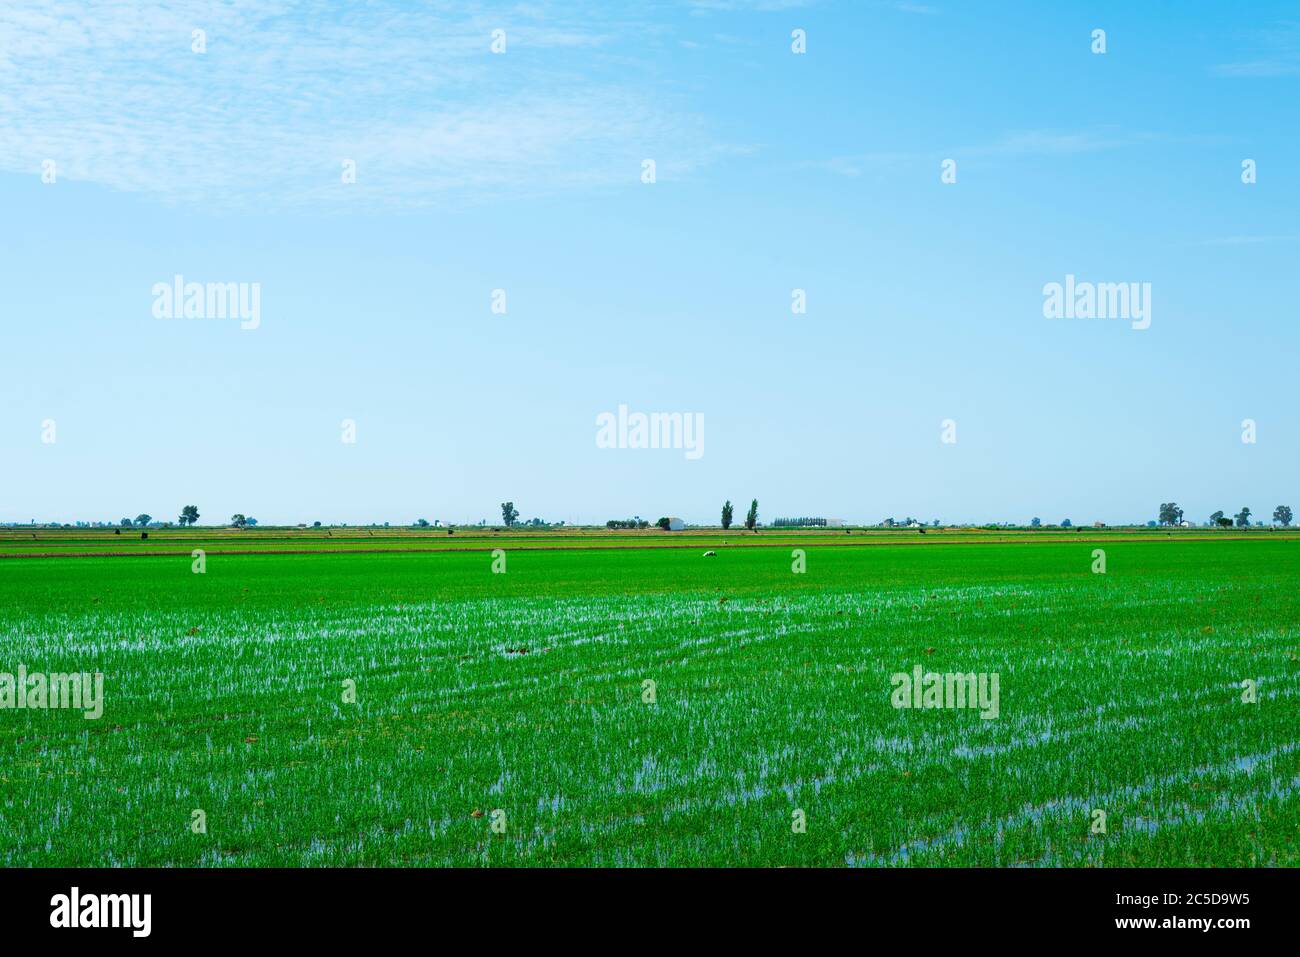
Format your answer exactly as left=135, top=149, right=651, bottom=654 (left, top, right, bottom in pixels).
left=606, top=518, right=650, bottom=529
left=41, top=499, right=1300, bottom=531
left=1156, top=503, right=1293, bottom=528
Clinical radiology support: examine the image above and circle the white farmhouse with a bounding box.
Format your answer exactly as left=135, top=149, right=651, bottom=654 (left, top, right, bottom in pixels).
left=667, top=517, right=686, bottom=531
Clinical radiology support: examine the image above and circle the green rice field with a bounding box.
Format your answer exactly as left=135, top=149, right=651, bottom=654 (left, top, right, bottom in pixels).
left=0, top=529, right=1296, bottom=866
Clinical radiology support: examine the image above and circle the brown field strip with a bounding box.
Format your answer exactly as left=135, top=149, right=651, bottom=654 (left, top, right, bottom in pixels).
left=0, top=533, right=1287, bottom=559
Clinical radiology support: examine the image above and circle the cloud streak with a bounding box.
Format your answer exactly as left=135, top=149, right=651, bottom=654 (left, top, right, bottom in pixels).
left=1212, top=20, right=1300, bottom=77
left=811, top=129, right=1155, bottom=177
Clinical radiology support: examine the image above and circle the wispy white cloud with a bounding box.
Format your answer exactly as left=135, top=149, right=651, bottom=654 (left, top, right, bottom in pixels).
left=1212, top=21, right=1300, bottom=77
left=811, top=129, right=1153, bottom=176
left=963, top=130, right=1157, bottom=156
left=1195, top=235, right=1298, bottom=246
left=0, top=1, right=726, bottom=209
left=1213, top=59, right=1300, bottom=77
left=685, top=0, right=814, bottom=12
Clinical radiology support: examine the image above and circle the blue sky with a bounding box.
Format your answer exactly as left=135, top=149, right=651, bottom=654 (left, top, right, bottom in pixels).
left=2, top=1, right=1298, bottom=526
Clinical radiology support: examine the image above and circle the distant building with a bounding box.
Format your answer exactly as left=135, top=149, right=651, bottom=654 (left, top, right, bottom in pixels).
left=826, top=518, right=846, bottom=528
left=667, top=517, right=686, bottom=531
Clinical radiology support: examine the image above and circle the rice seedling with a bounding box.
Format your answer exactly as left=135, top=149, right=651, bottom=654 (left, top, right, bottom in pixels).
left=0, top=538, right=1294, bottom=866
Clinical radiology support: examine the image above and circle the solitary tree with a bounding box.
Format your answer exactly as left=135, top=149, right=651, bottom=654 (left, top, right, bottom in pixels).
left=1158, top=502, right=1184, bottom=526
left=1061, top=519, right=1072, bottom=528
left=745, top=499, right=758, bottom=530
left=230, top=513, right=247, bottom=528
left=721, top=500, right=734, bottom=530
left=120, top=518, right=132, bottom=527
left=179, top=504, right=199, bottom=527
left=1030, top=517, right=1042, bottom=527
left=1273, top=505, right=1292, bottom=527
left=134, top=514, right=152, bottom=527
left=1234, top=507, right=1252, bottom=528
left=500, top=502, right=519, bottom=527
left=656, top=517, right=671, bottom=530
left=1209, top=510, right=1225, bottom=528
left=415, top=518, right=430, bottom=527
